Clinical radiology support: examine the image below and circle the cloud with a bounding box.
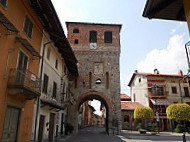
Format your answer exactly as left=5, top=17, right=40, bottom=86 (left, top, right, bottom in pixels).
left=171, top=29, right=176, bottom=34
left=91, top=100, right=102, bottom=116
left=136, top=34, right=188, bottom=75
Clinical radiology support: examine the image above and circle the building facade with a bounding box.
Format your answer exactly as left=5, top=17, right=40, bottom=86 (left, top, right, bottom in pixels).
left=128, top=70, right=190, bottom=131
left=0, top=0, right=43, bottom=141
left=66, top=22, right=122, bottom=135
left=120, top=94, right=142, bottom=130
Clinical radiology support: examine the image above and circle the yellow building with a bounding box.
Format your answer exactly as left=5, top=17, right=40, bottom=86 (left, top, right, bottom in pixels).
left=0, top=0, right=78, bottom=141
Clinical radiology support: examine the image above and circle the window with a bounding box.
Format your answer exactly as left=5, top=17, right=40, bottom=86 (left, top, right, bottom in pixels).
left=0, top=0, right=7, bottom=8
left=172, top=87, right=177, bottom=94
left=157, top=87, right=164, bottom=96
left=73, top=29, right=79, bottom=33
left=89, top=31, right=97, bottom=43
left=74, top=39, right=78, bottom=44
left=184, top=87, right=189, bottom=97
left=151, top=87, right=156, bottom=94
left=42, top=74, right=49, bottom=94
left=52, top=82, right=57, bottom=98
left=89, top=72, right=92, bottom=89
left=46, top=48, right=51, bottom=60
left=106, top=72, right=109, bottom=89
left=104, top=31, right=112, bottom=43
left=17, top=51, right=28, bottom=70
left=139, top=78, right=141, bottom=83
left=133, top=93, right=136, bottom=102
left=55, top=59, right=58, bottom=69
left=123, top=115, right=130, bottom=123
left=23, top=15, right=33, bottom=38
left=96, top=79, right=101, bottom=84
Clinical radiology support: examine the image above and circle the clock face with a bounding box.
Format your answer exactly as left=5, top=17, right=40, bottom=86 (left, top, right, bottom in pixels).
left=89, top=43, right=97, bottom=49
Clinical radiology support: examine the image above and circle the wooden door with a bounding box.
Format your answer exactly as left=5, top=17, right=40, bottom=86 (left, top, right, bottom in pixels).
left=38, top=115, right=45, bottom=142
left=49, top=113, right=55, bottom=142
left=1, top=106, right=20, bottom=142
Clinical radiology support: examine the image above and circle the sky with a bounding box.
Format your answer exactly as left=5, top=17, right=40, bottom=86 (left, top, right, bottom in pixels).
left=52, top=0, right=189, bottom=115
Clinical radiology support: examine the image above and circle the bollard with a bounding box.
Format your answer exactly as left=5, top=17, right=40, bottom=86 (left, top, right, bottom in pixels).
left=183, top=132, right=186, bottom=142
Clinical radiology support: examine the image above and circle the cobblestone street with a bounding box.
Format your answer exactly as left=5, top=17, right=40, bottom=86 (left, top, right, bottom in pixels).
left=59, top=126, right=124, bottom=142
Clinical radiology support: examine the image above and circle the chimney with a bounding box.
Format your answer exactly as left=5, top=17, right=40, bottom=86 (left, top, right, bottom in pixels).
left=178, top=70, right=183, bottom=76
left=154, top=69, right=159, bottom=74
left=134, top=70, right=138, bottom=73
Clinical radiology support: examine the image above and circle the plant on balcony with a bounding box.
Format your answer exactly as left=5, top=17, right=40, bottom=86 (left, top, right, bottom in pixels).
left=134, top=106, right=154, bottom=133
left=166, top=103, right=190, bottom=133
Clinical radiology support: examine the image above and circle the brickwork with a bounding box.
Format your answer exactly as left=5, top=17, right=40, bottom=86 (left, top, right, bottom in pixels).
left=66, top=22, right=122, bottom=135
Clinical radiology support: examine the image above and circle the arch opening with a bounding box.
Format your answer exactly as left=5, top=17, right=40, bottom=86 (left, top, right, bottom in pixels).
left=77, top=94, right=109, bottom=133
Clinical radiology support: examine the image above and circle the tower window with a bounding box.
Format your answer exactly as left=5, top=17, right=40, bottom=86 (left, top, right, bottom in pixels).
left=74, top=39, right=78, bottom=44
left=104, top=31, right=112, bottom=43
left=73, top=29, right=79, bottom=33
left=89, top=72, right=92, bottom=89
left=89, top=31, right=97, bottom=43
left=106, top=72, right=109, bottom=89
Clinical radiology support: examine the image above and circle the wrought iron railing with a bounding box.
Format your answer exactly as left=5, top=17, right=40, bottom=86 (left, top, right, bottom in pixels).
left=8, top=68, right=41, bottom=94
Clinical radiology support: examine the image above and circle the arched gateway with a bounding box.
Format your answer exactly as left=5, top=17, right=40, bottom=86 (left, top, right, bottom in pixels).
left=66, top=22, right=122, bottom=135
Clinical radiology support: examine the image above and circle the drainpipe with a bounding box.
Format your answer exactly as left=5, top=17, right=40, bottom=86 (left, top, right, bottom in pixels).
left=33, top=40, right=58, bottom=142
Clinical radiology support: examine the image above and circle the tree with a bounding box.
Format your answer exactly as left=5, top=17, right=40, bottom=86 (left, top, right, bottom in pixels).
left=134, top=106, right=154, bottom=121
left=166, top=103, right=190, bottom=122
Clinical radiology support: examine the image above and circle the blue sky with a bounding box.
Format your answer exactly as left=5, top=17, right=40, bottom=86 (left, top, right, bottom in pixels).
left=52, top=0, right=189, bottom=98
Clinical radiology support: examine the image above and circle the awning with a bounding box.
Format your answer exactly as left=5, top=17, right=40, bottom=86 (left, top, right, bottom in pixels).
left=0, top=11, right=18, bottom=32
left=143, top=0, right=186, bottom=21
left=15, top=36, right=41, bottom=58
left=150, top=99, right=170, bottom=105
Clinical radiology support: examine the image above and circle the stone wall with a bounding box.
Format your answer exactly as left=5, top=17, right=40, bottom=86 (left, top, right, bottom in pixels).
left=66, top=22, right=122, bottom=135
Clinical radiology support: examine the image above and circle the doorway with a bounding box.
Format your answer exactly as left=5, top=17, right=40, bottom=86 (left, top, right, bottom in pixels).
left=1, top=106, right=20, bottom=142
left=38, top=115, right=45, bottom=142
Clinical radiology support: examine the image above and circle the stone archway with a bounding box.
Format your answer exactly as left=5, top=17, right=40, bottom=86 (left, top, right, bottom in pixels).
left=76, top=91, right=112, bottom=133
left=67, top=91, right=120, bottom=135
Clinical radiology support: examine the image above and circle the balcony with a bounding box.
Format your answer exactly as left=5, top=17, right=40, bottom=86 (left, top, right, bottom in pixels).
left=40, top=88, right=64, bottom=110
left=7, top=68, right=41, bottom=100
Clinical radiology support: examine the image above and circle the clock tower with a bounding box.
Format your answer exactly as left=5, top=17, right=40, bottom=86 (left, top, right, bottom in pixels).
left=66, top=22, right=122, bottom=135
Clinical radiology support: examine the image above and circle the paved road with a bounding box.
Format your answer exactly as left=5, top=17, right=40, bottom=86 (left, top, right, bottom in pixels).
left=119, top=130, right=190, bottom=142
left=61, top=126, right=124, bottom=142
left=58, top=126, right=190, bottom=142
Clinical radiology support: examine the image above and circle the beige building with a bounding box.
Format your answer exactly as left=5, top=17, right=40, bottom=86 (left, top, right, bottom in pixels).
left=128, top=69, right=190, bottom=131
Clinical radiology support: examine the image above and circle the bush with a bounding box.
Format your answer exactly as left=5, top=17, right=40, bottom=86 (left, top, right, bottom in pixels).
left=134, top=106, right=154, bottom=121
left=175, top=124, right=187, bottom=133
left=166, top=104, right=190, bottom=122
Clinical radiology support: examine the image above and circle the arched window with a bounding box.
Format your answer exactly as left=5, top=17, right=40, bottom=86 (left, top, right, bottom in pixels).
left=73, top=29, right=79, bottom=33
left=89, top=31, right=97, bottom=43
left=96, top=79, right=101, bottom=84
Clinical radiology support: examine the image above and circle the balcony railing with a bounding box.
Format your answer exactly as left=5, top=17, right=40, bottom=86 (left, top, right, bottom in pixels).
left=41, top=88, right=61, bottom=107
left=7, top=68, right=41, bottom=99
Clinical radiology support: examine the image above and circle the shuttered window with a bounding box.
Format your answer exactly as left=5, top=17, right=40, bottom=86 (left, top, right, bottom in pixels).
left=23, top=15, right=33, bottom=38
left=42, top=74, right=49, bottom=94
left=184, top=87, right=189, bottom=97
left=52, top=82, right=57, bottom=98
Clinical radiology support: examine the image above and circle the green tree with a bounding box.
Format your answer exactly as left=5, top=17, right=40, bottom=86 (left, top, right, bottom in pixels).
left=134, top=106, right=154, bottom=121
left=166, top=103, right=190, bottom=122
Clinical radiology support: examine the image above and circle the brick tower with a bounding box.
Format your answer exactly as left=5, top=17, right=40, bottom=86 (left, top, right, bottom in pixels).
left=66, top=22, right=122, bottom=135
